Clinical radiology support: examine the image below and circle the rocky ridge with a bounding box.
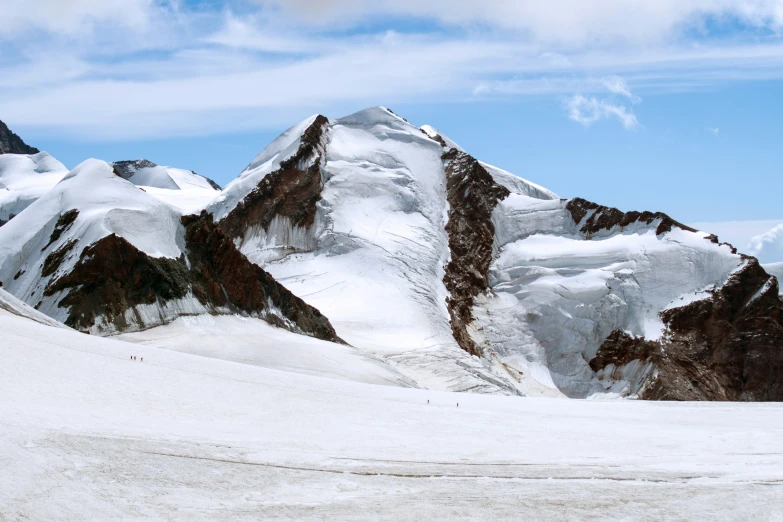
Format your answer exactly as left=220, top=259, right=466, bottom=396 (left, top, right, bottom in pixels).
left=0, top=120, right=39, bottom=155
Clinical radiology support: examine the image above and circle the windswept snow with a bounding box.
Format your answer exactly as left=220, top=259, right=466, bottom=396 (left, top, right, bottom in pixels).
left=2, top=307, right=783, bottom=520
left=0, top=152, right=68, bottom=223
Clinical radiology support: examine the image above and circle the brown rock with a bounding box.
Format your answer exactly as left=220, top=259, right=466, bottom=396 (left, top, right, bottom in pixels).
left=219, top=115, right=329, bottom=241
left=591, top=258, right=783, bottom=401
left=442, top=149, right=510, bottom=356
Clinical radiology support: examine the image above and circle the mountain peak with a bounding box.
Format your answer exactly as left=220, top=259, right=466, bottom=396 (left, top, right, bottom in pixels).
left=0, top=120, right=39, bottom=155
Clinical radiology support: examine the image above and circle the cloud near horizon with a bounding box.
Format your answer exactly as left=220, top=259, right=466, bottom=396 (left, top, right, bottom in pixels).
left=750, top=223, right=783, bottom=264
left=1, top=0, right=783, bottom=138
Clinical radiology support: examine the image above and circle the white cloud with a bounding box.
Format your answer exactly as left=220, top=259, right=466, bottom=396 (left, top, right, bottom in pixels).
left=566, top=94, right=639, bottom=129
left=265, top=0, right=783, bottom=45
left=1, top=1, right=783, bottom=138
left=707, top=126, right=721, bottom=136
left=0, top=0, right=156, bottom=37
left=690, top=219, right=783, bottom=252
left=750, top=223, right=783, bottom=263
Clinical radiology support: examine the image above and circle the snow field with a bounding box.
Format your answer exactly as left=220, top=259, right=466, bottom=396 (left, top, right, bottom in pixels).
left=2, top=306, right=783, bottom=520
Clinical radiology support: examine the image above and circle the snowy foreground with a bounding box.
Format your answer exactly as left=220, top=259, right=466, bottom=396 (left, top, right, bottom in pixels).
left=2, top=307, right=783, bottom=520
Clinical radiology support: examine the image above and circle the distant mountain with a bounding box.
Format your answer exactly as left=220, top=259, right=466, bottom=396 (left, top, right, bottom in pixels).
left=111, top=159, right=222, bottom=212
left=0, top=106, right=780, bottom=401
left=0, top=120, right=39, bottom=155
left=113, top=159, right=222, bottom=192
left=0, top=152, right=69, bottom=226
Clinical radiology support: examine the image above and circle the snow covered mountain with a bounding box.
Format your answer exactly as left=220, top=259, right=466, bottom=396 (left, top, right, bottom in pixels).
left=0, top=159, right=340, bottom=342
left=0, top=107, right=780, bottom=400
left=206, top=107, right=783, bottom=400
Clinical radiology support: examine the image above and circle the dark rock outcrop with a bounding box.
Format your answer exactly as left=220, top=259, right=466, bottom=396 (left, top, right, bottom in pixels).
left=43, top=209, right=79, bottom=250
left=219, top=115, right=329, bottom=241
left=566, top=197, right=697, bottom=237
left=442, top=149, right=510, bottom=356
left=41, top=240, right=78, bottom=278
left=0, top=120, right=39, bottom=155
left=591, top=258, right=783, bottom=401
left=43, top=210, right=342, bottom=342
left=182, top=211, right=342, bottom=343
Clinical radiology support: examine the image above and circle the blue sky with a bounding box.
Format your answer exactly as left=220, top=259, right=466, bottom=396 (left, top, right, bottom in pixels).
left=1, top=1, right=782, bottom=236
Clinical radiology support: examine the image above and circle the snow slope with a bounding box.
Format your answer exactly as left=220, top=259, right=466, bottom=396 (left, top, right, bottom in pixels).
left=115, top=314, right=413, bottom=387
left=0, top=152, right=68, bottom=224
left=0, top=286, right=66, bottom=328
left=2, top=306, right=783, bottom=520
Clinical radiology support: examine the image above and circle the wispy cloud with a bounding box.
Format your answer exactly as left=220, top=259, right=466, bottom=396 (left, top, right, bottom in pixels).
left=0, top=0, right=155, bottom=37
left=706, top=126, right=721, bottom=136
left=1, top=1, right=783, bottom=138
left=264, top=0, right=783, bottom=45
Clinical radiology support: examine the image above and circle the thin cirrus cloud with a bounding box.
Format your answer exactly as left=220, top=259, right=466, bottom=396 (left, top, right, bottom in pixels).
left=266, top=0, right=783, bottom=43
left=1, top=0, right=783, bottom=138
left=0, top=0, right=154, bottom=36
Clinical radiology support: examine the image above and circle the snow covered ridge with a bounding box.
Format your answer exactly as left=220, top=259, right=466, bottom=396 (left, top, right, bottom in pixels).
left=0, top=106, right=781, bottom=400
left=0, top=159, right=341, bottom=342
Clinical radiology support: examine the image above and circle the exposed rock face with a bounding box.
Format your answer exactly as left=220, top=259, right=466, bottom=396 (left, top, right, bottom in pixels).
left=43, top=234, right=192, bottom=331
left=219, top=115, right=328, bottom=240
left=43, top=209, right=79, bottom=250
left=442, top=149, right=510, bottom=356
left=0, top=120, right=39, bottom=155
left=44, top=210, right=342, bottom=342
left=566, top=197, right=698, bottom=237
left=182, top=211, right=342, bottom=343
left=591, top=258, right=783, bottom=401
